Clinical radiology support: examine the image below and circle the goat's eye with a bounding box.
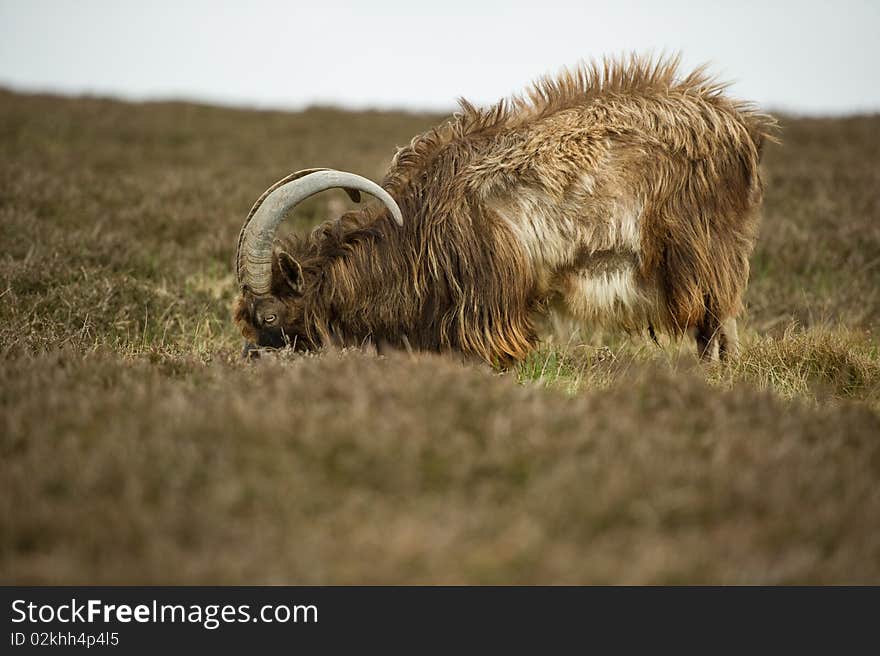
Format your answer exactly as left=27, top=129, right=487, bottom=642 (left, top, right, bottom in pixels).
left=264, top=314, right=277, bottom=325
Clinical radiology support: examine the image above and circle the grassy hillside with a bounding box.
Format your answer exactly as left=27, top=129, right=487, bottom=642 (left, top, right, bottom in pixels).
left=1, top=90, right=879, bottom=583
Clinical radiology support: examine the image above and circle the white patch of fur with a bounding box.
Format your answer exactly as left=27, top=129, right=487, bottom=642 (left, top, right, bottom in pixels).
left=580, top=172, right=597, bottom=195
left=489, top=187, right=579, bottom=291
left=489, top=180, right=644, bottom=295
left=486, top=172, right=657, bottom=333
left=605, top=196, right=642, bottom=254
left=562, top=266, right=655, bottom=329
left=579, top=269, right=642, bottom=312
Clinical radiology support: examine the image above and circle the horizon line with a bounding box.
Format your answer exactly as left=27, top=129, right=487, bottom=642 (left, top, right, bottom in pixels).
left=2, top=81, right=879, bottom=121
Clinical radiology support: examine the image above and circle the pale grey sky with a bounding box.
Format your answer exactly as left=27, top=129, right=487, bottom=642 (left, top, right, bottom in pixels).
left=1, top=0, right=878, bottom=115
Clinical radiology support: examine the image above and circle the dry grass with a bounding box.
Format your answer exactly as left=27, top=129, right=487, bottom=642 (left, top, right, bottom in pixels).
left=1, top=89, right=879, bottom=583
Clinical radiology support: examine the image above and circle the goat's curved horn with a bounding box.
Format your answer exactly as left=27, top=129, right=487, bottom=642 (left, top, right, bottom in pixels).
left=236, top=169, right=403, bottom=294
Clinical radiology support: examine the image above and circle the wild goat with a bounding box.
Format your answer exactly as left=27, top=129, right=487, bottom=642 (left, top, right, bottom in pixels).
left=234, top=54, right=776, bottom=365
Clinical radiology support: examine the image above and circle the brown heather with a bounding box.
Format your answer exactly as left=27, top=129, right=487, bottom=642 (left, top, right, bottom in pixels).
left=234, top=55, right=777, bottom=364
left=0, top=78, right=878, bottom=583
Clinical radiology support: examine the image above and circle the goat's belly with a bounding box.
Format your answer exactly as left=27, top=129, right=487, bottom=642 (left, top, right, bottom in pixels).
left=557, top=251, right=659, bottom=330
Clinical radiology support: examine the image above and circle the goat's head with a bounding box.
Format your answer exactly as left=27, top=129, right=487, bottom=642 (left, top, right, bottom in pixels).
left=233, top=169, right=403, bottom=357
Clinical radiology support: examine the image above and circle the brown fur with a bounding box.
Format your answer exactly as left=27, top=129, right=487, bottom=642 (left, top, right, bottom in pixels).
left=234, top=54, right=777, bottom=365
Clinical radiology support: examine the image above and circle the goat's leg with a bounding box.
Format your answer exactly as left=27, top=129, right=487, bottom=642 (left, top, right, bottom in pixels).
left=695, top=316, right=720, bottom=361
left=718, top=317, right=739, bottom=361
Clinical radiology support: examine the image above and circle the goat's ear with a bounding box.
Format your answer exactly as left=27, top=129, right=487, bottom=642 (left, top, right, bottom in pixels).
left=277, top=251, right=304, bottom=293
left=342, top=188, right=362, bottom=203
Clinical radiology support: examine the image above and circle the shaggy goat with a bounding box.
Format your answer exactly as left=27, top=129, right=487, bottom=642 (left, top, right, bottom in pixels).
left=234, top=55, right=776, bottom=365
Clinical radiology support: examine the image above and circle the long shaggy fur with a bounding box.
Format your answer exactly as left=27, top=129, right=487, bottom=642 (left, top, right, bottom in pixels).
left=235, top=54, right=778, bottom=365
